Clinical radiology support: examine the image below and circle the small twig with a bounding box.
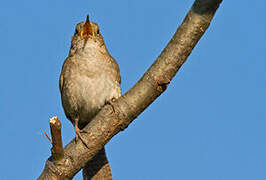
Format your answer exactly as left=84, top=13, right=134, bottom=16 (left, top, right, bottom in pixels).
left=49, top=116, right=64, bottom=161
left=43, top=131, right=52, bottom=144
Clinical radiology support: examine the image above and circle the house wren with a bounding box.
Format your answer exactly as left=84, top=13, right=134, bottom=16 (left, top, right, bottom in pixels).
left=59, top=15, right=121, bottom=146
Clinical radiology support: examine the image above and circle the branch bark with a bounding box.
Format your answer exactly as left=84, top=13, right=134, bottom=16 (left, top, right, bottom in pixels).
left=38, top=0, right=223, bottom=179
left=82, top=148, right=112, bottom=180
left=49, top=117, right=64, bottom=161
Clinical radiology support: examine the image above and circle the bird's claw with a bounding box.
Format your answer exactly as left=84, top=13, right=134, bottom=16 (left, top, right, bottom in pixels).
left=75, top=127, right=89, bottom=148
left=74, top=118, right=89, bottom=148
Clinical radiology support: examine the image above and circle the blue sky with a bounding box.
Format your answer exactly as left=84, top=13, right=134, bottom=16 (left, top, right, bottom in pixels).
left=1, top=0, right=266, bottom=179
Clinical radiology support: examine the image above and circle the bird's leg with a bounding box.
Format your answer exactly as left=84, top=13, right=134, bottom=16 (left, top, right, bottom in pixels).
left=74, top=118, right=89, bottom=148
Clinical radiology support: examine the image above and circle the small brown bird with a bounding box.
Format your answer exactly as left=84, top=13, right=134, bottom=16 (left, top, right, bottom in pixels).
left=59, top=15, right=121, bottom=146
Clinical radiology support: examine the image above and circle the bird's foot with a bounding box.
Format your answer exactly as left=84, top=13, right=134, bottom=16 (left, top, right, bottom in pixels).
left=74, top=118, right=89, bottom=148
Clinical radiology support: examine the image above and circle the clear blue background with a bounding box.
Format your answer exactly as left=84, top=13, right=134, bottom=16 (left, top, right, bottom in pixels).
left=0, top=0, right=265, bottom=179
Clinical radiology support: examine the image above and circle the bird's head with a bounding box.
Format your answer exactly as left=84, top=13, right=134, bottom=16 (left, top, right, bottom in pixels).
left=69, top=15, right=106, bottom=56
left=75, top=15, right=101, bottom=39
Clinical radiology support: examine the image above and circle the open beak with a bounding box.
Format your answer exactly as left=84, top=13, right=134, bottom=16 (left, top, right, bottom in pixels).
left=80, top=15, right=94, bottom=38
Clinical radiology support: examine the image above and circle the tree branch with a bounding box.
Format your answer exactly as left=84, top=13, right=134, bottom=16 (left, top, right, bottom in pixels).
left=49, top=116, right=64, bottom=161
left=82, top=148, right=112, bottom=180
left=38, top=0, right=223, bottom=179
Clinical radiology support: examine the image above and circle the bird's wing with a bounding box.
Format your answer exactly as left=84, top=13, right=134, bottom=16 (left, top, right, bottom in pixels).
left=59, top=57, right=71, bottom=93
left=59, top=74, right=64, bottom=93
left=110, top=56, right=121, bottom=85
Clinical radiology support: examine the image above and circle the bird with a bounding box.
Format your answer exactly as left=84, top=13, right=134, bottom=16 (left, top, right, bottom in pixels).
left=59, top=15, right=121, bottom=147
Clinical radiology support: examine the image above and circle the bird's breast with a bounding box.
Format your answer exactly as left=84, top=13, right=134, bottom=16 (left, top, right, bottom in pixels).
left=60, top=58, right=121, bottom=127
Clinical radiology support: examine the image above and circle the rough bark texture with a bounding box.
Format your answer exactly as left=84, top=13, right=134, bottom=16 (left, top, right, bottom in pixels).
left=82, top=148, right=112, bottom=180
left=38, top=0, right=223, bottom=179
left=49, top=117, right=64, bottom=161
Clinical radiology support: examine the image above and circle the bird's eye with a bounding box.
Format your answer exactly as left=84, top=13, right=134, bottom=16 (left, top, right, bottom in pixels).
left=75, top=29, right=78, bottom=34
left=97, top=29, right=100, bottom=34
